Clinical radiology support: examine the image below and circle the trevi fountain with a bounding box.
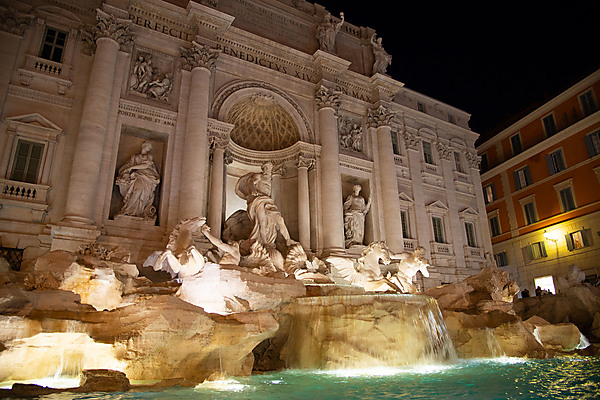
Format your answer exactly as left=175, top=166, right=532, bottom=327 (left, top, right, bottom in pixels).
left=0, top=0, right=599, bottom=398
left=0, top=161, right=599, bottom=399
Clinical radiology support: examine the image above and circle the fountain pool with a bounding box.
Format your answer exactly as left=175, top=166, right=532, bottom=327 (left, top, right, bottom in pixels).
left=23, top=356, right=599, bottom=399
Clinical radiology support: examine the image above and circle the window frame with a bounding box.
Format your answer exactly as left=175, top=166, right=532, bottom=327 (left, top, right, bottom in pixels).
left=422, top=140, right=434, bottom=165
left=509, top=133, right=523, bottom=155
left=9, top=139, right=45, bottom=184
left=527, top=241, right=547, bottom=260
left=494, top=251, right=508, bottom=267
left=431, top=216, right=445, bottom=243
left=553, top=179, right=577, bottom=213
left=542, top=113, right=558, bottom=137
left=39, top=26, right=68, bottom=63
left=584, top=130, right=600, bottom=157
left=565, top=229, right=593, bottom=251
left=391, top=130, right=400, bottom=155
left=546, top=148, right=566, bottom=175
left=464, top=221, right=477, bottom=247
left=518, top=194, right=538, bottom=225
left=488, top=210, right=501, bottom=237
left=483, top=183, right=496, bottom=204
left=579, top=89, right=598, bottom=117
left=513, top=165, right=532, bottom=190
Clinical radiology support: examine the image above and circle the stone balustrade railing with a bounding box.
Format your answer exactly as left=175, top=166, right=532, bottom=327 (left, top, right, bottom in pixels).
left=23, top=54, right=71, bottom=79
left=1, top=179, right=49, bottom=203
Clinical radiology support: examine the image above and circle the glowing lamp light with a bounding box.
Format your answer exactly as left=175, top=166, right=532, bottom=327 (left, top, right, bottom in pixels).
left=544, top=230, right=560, bottom=243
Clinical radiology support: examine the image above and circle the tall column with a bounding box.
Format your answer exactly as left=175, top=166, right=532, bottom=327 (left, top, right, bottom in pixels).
left=63, top=10, right=133, bottom=224
left=315, top=86, right=344, bottom=253
left=272, top=163, right=285, bottom=209
left=297, top=154, right=314, bottom=250
left=207, top=133, right=228, bottom=238
left=178, top=42, right=219, bottom=220
left=368, top=106, right=403, bottom=252
left=404, top=129, right=432, bottom=254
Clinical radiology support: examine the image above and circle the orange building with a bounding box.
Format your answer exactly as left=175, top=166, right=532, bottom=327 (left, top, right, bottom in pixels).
left=477, top=69, right=600, bottom=295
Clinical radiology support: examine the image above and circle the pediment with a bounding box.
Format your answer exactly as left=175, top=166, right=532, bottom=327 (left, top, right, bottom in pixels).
left=6, top=113, right=62, bottom=131
left=426, top=200, right=448, bottom=211
left=459, top=207, right=479, bottom=217
left=398, top=192, right=414, bottom=203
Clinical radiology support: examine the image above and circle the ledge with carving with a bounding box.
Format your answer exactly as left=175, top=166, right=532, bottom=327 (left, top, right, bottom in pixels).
left=227, top=139, right=319, bottom=168
left=464, top=245, right=484, bottom=261
left=429, top=241, right=454, bottom=257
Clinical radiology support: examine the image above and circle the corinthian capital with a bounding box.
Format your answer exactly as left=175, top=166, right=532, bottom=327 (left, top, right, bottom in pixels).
left=436, top=142, right=453, bottom=161
left=80, top=9, right=134, bottom=54
left=180, top=41, right=220, bottom=71
left=315, top=85, right=341, bottom=111
left=366, top=105, right=396, bottom=128
left=465, top=152, right=481, bottom=169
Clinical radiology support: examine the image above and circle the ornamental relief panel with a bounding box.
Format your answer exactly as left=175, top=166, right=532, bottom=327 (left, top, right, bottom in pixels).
left=126, top=47, right=176, bottom=106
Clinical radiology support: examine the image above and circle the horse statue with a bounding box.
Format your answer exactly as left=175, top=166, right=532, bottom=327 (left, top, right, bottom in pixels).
left=325, top=241, right=398, bottom=292
left=143, top=217, right=206, bottom=278
left=388, top=246, right=431, bottom=293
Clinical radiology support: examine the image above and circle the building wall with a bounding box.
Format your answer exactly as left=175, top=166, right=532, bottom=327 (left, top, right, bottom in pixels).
left=478, top=69, right=600, bottom=293
left=0, top=0, right=491, bottom=288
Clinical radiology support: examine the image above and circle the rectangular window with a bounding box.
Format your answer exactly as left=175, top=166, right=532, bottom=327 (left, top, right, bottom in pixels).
left=465, top=222, right=476, bottom=247
left=400, top=210, right=411, bottom=239
left=489, top=215, right=501, bottom=237
left=559, top=187, right=576, bottom=212
left=480, top=153, right=489, bottom=172
left=448, top=114, right=455, bottom=124
left=391, top=131, right=400, bottom=155
left=417, top=102, right=425, bottom=112
left=454, top=151, right=464, bottom=173
left=484, top=183, right=496, bottom=204
left=510, top=134, right=523, bottom=155
left=542, top=114, right=557, bottom=136
left=423, top=141, right=434, bottom=164
left=40, top=27, right=67, bottom=63
left=579, top=90, right=598, bottom=117
left=584, top=130, right=600, bottom=157
left=494, top=251, right=508, bottom=267
left=546, top=149, right=566, bottom=175
left=432, top=216, right=444, bottom=243
left=10, top=140, right=44, bottom=184
left=523, top=201, right=537, bottom=225
left=528, top=241, right=547, bottom=260
left=566, top=229, right=593, bottom=251
left=513, top=166, right=532, bottom=190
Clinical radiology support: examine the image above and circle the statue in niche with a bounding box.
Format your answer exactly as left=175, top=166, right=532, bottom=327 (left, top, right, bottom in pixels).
left=234, top=162, right=297, bottom=272
left=340, top=120, right=363, bottom=152
left=343, top=184, right=371, bottom=247
left=370, top=33, right=392, bottom=75
left=115, top=140, right=160, bottom=220
left=316, top=11, right=344, bottom=52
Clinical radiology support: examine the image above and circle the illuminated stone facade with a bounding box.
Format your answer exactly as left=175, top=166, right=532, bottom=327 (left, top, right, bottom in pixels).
left=0, top=0, right=491, bottom=288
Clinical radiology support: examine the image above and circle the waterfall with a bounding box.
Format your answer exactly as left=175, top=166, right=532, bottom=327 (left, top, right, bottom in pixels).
left=577, top=332, right=590, bottom=349
left=283, top=293, right=456, bottom=370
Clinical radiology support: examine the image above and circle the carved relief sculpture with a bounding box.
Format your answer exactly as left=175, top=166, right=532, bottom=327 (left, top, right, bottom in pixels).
left=343, top=184, right=371, bottom=247
left=339, top=117, right=363, bottom=152
left=0, top=6, right=34, bottom=36
left=129, top=53, right=173, bottom=101
left=316, top=12, right=344, bottom=53
left=370, top=33, right=392, bottom=75
left=115, top=140, right=160, bottom=220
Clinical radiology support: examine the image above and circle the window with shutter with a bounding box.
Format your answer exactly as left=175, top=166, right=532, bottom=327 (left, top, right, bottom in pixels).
left=432, top=216, right=444, bottom=243
left=543, top=114, right=558, bottom=136
left=579, top=90, right=598, bottom=116
left=584, top=130, right=600, bottom=157
left=546, top=149, right=565, bottom=175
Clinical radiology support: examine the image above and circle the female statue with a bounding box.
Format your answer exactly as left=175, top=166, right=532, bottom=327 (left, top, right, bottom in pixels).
left=343, top=184, right=371, bottom=247
left=116, top=140, right=160, bottom=219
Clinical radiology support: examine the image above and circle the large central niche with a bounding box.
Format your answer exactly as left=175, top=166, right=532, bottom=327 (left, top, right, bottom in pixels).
left=226, top=94, right=300, bottom=151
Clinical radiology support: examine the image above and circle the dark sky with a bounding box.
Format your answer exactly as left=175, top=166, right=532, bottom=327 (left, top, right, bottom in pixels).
left=314, top=1, right=600, bottom=141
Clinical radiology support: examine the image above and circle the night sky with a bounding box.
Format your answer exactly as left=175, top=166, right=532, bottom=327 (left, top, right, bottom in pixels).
left=314, top=0, right=600, bottom=142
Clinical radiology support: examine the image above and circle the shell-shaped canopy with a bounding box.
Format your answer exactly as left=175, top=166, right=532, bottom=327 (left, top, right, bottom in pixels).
left=226, top=94, right=300, bottom=151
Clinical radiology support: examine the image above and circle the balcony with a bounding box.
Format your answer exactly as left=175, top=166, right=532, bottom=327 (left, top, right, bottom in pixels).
left=18, top=54, right=73, bottom=95
left=0, top=179, right=50, bottom=222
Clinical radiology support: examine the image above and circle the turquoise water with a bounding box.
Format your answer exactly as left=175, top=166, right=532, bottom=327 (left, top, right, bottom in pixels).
left=39, top=356, right=600, bottom=400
